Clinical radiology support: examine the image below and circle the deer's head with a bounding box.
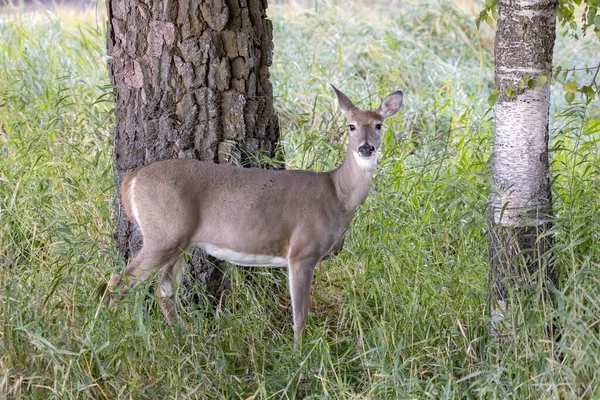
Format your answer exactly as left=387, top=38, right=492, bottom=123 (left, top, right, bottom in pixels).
left=332, top=85, right=403, bottom=171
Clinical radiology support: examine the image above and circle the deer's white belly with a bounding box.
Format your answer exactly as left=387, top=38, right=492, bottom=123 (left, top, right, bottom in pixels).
left=199, top=243, right=288, bottom=267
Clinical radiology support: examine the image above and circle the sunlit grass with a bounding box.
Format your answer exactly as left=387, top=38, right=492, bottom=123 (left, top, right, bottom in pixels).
left=1, top=1, right=600, bottom=398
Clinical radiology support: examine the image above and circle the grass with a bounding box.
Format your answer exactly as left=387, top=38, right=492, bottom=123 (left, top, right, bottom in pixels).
left=1, top=0, right=600, bottom=398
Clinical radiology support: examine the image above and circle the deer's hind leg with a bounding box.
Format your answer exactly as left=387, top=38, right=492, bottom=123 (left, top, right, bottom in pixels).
left=108, top=242, right=181, bottom=310
left=157, top=256, right=181, bottom=324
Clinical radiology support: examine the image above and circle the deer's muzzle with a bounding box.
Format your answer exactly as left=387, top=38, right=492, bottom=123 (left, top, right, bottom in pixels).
left=358, top=144, right=375, bottom=157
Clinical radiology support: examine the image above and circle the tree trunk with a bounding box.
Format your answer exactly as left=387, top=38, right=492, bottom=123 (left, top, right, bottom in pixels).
left=488, top=0, right=557, bottom=339
left=107, top=0, right=280, bottom=297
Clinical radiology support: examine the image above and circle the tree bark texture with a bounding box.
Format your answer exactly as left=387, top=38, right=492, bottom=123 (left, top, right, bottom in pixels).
left=107, top=0, right=280, bottom=291
left=489, top=0, right=557, bottom=338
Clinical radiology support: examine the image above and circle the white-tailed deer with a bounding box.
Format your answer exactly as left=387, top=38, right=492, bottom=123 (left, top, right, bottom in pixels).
left=108, top=86, right=403, bottom=339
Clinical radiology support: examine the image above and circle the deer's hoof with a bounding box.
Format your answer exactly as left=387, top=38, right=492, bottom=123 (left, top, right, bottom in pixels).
left=108, top=298, right=119, bottom=311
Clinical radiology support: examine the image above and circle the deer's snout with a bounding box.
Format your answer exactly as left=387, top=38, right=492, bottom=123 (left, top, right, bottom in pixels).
left=358, top=144, right=376, bottom=157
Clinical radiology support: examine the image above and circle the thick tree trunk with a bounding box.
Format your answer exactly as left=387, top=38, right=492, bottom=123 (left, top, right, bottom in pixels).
left=488, top=0, right=557, bottom=338
left=107, top=0, right=280, bottom=296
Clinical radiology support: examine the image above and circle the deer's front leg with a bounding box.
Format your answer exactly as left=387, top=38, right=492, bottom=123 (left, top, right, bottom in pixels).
left=288, top=257, right=318, bottom=340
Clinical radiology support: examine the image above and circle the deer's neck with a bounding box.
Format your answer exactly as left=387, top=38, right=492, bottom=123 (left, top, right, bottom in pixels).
left=330, top=151, right=376, bottom=212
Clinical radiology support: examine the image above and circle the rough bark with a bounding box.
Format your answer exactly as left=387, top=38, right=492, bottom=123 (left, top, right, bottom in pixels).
left=488, top=0, right=557, bottom=339
left=107, top=0, right=280, bottom=297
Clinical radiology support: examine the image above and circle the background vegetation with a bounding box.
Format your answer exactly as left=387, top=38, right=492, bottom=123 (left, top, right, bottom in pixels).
left=1, top=0, right=599, bottom=398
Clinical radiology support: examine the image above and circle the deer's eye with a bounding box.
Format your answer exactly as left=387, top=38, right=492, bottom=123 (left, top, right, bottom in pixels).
left=349, top=124, right=356, bottom=131
left=375, top=123, right=382, bottom=130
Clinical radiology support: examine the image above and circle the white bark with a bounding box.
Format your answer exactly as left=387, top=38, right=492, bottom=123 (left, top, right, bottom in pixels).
left=491, top=0, right=556, bottom=228
left=491, top=0, right=555, bottom=227
left=492, top=85, right=551, bottom=226
left=488, top=0, right=557, bottom=339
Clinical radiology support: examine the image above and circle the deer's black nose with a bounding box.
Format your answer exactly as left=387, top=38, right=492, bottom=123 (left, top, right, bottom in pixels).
left=358, top=144, right=375, bottom=157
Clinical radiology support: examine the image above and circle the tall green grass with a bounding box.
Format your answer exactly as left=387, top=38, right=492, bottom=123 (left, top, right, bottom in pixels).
left=1, top=1, right=600, bottom=398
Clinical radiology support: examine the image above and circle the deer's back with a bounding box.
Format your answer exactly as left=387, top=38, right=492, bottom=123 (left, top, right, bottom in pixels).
left=123, top=159, right=349, bottom=257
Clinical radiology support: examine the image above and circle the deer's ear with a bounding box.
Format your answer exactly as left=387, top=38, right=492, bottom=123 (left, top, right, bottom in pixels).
left=331, top=85, right=357, bottom=116
left=378, top=91, right=403, bottom=119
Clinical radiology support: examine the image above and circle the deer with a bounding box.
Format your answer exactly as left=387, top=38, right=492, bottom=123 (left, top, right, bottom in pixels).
left=107, top=85, right=403, bottom=340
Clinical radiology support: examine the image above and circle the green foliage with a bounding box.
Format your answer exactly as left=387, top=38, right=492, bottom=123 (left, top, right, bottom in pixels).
left=478, top=0, right=600, bottom=105
left=0, top=1, right=599, bottom=399
left=476, top=1, right=599, bottom=41
left=476, top=0, right=497, bottom=29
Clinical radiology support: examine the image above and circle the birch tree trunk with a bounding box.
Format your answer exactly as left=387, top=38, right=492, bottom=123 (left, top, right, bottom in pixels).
left=488, top=0, right=557, bottom=338
left=107, top=0, right=280, bottom=296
